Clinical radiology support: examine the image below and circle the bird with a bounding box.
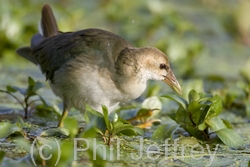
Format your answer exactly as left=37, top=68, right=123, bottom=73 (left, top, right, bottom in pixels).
left=16, top=4, right=182, bottom=127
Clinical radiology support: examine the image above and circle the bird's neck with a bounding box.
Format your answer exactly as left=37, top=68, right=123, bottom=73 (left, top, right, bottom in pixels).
left=113, top=49, right=148, bottom=101
left=113, top=73, right=147, bottom=102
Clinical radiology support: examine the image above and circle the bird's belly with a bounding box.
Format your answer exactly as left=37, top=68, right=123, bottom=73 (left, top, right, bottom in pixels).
left=50, top=66, right=125, bottom=113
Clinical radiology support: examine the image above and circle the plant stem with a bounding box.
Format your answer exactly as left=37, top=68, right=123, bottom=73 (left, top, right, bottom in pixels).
left=0, top=90, right=26, bottom=111
left=24, top=95, right=29, bottom=119
left=28, top=99, right=39, bottom=106
left=202, top=128, right=209, bottom=140
left=107, top=132, right=112, bottom=146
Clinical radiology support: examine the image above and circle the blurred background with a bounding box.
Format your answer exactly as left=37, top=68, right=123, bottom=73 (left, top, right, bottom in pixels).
left=0, top=0, right=250, bottom=97
left=0, top=1, right=250, bottom=164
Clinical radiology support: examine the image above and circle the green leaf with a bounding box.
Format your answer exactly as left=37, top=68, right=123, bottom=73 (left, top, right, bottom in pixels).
left=7, top=86, right=27, bottom=95
left=113, top=115, right=130, bottom=128
left=0, top=151, right=5, bottom=163
left=188, top=101, right=201, bottom=114
left=205, top=116, right=227, bottom=132
left=40, top=127, right=69, bottom=137
left=197, top=122, right=207, bottom=131
left=64, top=117, right=78, bottom=138
left=35, top=104, right=60, bottom=118
left=93, top=127, right=105, bottom=136
left=87, top=139, right=109, bottom=167
left=188, top=89, right=199, bottom=103
left=14, top=138, right=32, bottom=152
left=0, top=122, right=22, bottom=138
left=16, top=116, right=25, bottom=129
left=198, top=92, right=213, bottom=102
left=55, top=141, right=74, bottom=167
left=205, top=94, right=222, bottom=119
left=216, top=129, right=244, bottom=148
left=188, top=101, right=202, bottom=125
left=174, top=106, right=193, bottom=125
left=85, top=104, right=104, bottom=118
left=222, top=119, right=233, bottom=129
left=6, top=86, right=18, bottom=93
left=112, top=124, right=135, bottom=136
left=189, top=102, right=210, bottom=126
left=110, top=113, right=118, bottom=123
left=142, top=96, right=162, bottom=110
left=28, top=76, right=35, bottom=87
left=80, top=120, right=98, bottom=138
left=136, top=108, right=152, bottom=118
left=178, top=136, right=199, bottom=145
left=119, top=127, right=144, bottom=136
left=161, top=94, right=188, bottom=110
left=167, top=113, right=177, bottom=122
left=184, top=125, right=205, bottom=139
left=102, top=105, right=112, bottom=131
left=152, top=123, right=180, bottom=141
left=27, top=77, right=45, bottom=96
left=38, top=95, right=48, bottom=106
left=85, top=104, right=106, bottom=133
left=132, top=127, right=144, bottom=136
left=26, top=90, right=37, bottom=97
left=0, top=157, right=29, bottom=167
left=198, top=105, right=210, bottom=125
left=199, top=105, right=210, bottom=123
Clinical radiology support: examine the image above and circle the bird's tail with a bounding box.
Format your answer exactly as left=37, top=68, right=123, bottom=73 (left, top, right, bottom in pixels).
left=16, top=4, right=59, bottom=64
left=39, top=4, right=59, bottom=38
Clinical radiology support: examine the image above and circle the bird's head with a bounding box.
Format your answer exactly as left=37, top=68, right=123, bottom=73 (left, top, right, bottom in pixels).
left=132, top=46, right=182, bottom=95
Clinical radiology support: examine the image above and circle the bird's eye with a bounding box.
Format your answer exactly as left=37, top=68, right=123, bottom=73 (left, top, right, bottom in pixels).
left=159, top=63, right=166, bottom=70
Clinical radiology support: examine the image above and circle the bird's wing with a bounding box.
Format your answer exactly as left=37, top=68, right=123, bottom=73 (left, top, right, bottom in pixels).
left=32, top=28, right=132, bottom=81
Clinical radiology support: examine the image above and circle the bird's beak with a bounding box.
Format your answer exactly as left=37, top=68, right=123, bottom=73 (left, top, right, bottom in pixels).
left=163, top=70, right=182, bottom=95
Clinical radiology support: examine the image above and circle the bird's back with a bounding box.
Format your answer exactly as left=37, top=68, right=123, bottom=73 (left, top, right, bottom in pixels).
left=17, top=4, right=132, bottom=82
left=32, top=28, right=132, bottom=81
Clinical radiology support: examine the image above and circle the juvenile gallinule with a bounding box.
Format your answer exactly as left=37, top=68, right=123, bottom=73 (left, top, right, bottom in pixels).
left=16, top=4, right=182, bottom=127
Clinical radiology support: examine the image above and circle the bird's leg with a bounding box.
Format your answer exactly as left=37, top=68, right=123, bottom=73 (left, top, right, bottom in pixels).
left=57, top=103, right=68, bottom=127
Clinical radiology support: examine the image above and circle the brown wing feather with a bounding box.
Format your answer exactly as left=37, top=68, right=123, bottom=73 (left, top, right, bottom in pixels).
left=32, top=29, right=132, bottom=81
left=17, top=4, right=132, bottom=81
